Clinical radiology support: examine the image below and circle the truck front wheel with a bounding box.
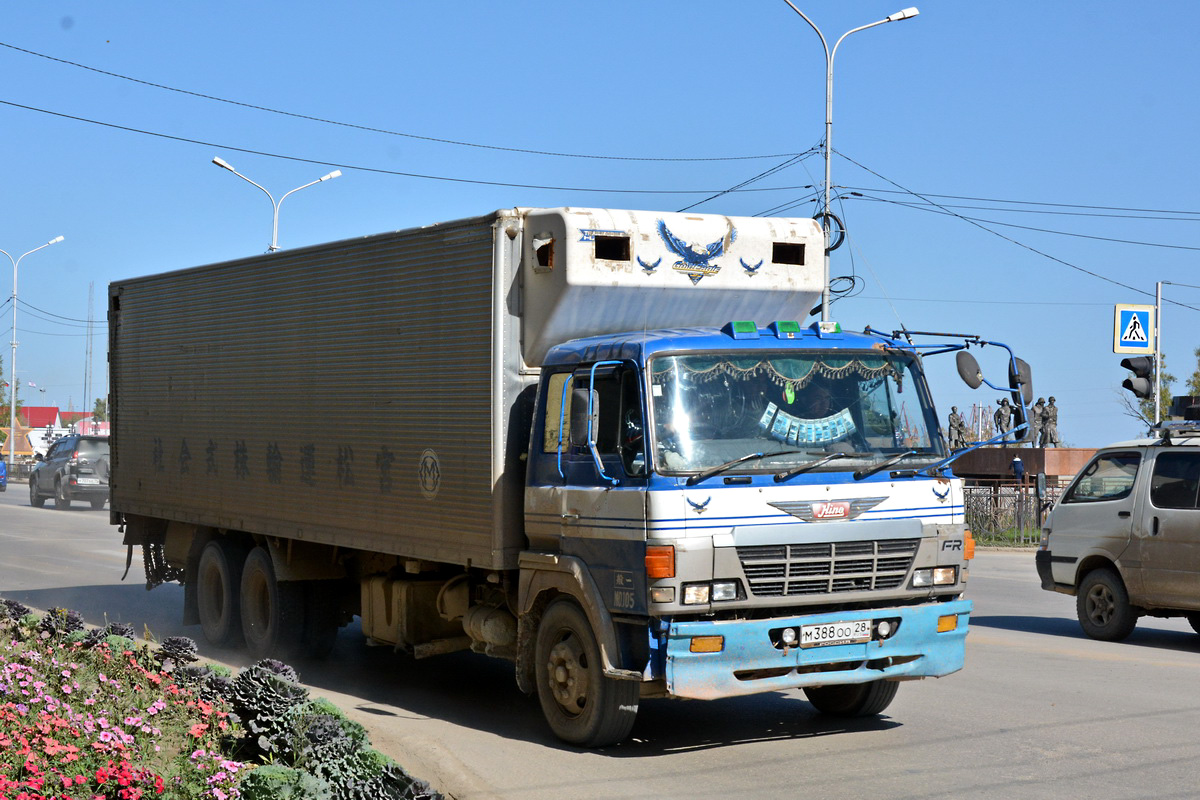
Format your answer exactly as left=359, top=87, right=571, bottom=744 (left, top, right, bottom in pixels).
left=197, top=540, right=246, bottom=647
left=804, top=680, right=898, bottom=717
left=240, top=547, right=305, bottom=660
left=534, top=599, right=638, bottom=747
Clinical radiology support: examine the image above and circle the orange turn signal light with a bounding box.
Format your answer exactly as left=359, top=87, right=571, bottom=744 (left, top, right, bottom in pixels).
left=645, top=545, right=676, bottom=579
left=964, top=529, right=976, bottom=561
left=689, top=636, right=724, bottom=653
left=937, top=614, right=959, bottom=633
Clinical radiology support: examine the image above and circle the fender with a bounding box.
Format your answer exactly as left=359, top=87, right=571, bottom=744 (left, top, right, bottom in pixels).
left=515, top=551, right=643, bottom=693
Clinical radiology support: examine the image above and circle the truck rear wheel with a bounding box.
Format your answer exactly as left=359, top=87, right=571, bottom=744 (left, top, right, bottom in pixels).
left=804, top=680, right=898, bottom=717
left=240, top=547, right=305, bottom=661
left=197, top=540, right=246, bottom=647
left=534, top=598, right=638, bottom=747
left=1076, top=567, right=1137, bottom=641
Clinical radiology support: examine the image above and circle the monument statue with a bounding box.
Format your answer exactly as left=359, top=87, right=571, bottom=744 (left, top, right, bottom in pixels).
left=993, top=398, right=1012, bottom=442
left=947, top=406, right=968, bottom=450
left=1030, top=397, right=1045, bottom=448
left=1041, top=396, right=1061, bottom=448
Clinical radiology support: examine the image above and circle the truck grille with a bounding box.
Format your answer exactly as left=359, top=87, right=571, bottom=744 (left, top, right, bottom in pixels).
left=735, top=538, right=920, bottom=597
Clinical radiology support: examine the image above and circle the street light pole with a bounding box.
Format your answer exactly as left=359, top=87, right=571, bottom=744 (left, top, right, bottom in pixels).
left=781, top=3, right=919, bottom=322
left=3, top=235, right=65, bottom=474
left=212, top=157, right=342, bottom=252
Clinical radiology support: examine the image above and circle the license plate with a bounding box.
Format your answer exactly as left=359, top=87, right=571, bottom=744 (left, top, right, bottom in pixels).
left=800, top=619, right=871, bottom=648
left=76, top=477, right=100, bottom=485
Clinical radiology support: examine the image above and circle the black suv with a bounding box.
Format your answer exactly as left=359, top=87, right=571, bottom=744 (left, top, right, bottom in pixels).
left=29, top=434, right=110, bottom=510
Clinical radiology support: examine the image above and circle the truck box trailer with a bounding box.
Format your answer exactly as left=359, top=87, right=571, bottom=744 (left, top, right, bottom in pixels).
left=110, top=207, right=1027, bottom=745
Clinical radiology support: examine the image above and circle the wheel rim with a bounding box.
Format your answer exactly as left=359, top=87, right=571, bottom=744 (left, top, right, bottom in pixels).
left=545, top=630, right=591, bottom=717
left=1086, top=584, right=1115, bottom=626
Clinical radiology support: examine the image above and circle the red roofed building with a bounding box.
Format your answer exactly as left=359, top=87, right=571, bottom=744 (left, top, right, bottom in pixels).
left=19, top=406, right=61, bottom=429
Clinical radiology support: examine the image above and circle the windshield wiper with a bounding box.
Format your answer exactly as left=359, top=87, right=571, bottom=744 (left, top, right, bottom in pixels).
left=773, top=452, right=853, bottom=482
left=853, top=450, right=918, bottom=481
left=685, top=450, right=806, bottom=486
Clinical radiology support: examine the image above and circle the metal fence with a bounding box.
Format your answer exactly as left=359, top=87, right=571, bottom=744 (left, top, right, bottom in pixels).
left=964, top=480, right=1064, bottom=546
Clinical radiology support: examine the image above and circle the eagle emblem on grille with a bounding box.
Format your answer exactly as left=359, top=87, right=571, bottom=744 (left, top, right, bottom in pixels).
left=769, top=497, right=886, bottom=522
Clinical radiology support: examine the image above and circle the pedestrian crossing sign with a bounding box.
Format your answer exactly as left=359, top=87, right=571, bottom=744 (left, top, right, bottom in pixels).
left=1114, top=304, right=1154, bottom=354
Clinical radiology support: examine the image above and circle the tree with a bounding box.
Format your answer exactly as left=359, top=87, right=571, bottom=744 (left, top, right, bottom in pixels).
left=1186, top=346, right=1200, bottom=399
left=92, top=398, right=108, bottom=422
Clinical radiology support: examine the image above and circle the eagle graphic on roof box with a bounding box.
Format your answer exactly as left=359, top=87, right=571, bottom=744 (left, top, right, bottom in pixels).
left=656, top=219, right=735, bottom=284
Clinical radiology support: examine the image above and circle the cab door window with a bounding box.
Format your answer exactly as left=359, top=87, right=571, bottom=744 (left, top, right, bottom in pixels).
left=1062, top=452, right=1141, bottom=504
left=566, top=364, right=646, bottom=480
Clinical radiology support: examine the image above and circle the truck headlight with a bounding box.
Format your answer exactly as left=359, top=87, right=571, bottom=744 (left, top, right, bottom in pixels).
left=913, top=567, right=958, bottom=588
left=933, top=566, right=957, bottom=585
left=682, top=581, right=742, bottom=604
left=711, top=581, right=738, bottom=602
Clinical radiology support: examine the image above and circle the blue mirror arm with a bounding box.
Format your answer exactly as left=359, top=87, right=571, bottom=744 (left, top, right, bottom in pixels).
left=587, top=361, right=622, bottom=486
left=894, top=421, right=1031, bottom=478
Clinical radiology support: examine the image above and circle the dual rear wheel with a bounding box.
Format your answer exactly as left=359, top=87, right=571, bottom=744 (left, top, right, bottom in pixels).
left=195, top=540, right=339, bottom=660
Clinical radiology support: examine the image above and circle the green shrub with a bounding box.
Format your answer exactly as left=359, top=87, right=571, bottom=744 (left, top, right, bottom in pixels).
left=239, top=764, right=334, bottom=800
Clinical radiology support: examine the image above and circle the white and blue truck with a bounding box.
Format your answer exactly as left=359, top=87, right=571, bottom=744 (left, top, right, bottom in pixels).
left=109, top=207, right=1030, bottom=746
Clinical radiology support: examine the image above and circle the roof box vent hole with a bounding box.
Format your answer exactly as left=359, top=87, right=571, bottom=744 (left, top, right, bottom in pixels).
left=595, top=235, right=630, bottom=262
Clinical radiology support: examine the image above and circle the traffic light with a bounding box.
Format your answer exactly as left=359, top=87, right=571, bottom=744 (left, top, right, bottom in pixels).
left=1120, top=356, right=1154, bottom=399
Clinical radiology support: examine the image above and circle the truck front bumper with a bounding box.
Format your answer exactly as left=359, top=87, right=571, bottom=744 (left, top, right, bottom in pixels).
left=664, top=599, right=971, bottom=700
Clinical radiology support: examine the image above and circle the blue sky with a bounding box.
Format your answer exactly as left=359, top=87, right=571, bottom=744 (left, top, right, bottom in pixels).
left=1, top=1, right=1197, bottom=447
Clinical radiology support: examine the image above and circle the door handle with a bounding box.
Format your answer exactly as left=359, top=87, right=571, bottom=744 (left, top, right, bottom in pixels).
left=1152, top=516, right=1160, bottom=536
left=1117, top=511, right=1131, bottom=518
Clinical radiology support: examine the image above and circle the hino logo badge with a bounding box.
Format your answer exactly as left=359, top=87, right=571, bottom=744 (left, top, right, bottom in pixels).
left=812, top=501, right=851, bottom=519
left=769, top=497, right=886, bottom=522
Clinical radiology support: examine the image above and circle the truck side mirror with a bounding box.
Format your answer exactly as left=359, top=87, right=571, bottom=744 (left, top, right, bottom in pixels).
left=569, top=387, right=599, bottom=448
left=1009, top=357, right=1033, bottom=406
left=956, top=351, right=983, bottom=389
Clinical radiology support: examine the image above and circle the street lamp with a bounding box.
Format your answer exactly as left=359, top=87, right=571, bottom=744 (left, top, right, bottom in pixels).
left=3, top=235, right=65, bottom=473
left=212, top=157, right=342, bottom=252
left=782, top=3, right=919, bottom=322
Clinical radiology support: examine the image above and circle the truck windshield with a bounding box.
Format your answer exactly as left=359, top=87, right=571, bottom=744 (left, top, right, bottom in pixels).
left=648, top=351, right=941, bottom=475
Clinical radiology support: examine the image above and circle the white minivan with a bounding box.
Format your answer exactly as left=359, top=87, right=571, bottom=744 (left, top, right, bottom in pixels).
left=1036, top=432, right=1200, bottom=641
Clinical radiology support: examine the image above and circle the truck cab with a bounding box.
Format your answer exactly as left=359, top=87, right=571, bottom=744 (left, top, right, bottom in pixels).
left=520, top=321, right=976, bottom=743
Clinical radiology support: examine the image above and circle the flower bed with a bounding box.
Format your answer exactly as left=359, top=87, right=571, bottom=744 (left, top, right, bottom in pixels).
left=0, top=600, right=438, bottom=800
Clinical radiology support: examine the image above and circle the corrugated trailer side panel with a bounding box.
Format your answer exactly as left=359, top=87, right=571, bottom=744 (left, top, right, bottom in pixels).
left=109, top=213, right=524, bottom=569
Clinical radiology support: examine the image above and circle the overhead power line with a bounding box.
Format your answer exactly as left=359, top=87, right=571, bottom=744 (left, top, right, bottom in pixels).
left=0, top=98, right=819, bottom=196
left=833, top=150, right=1200, bottom=313
left=0, top=40, right=799, bottom=164
left=838, top=185, right=1200, bottom=218
left=850, top=193, right=1200, bottom=252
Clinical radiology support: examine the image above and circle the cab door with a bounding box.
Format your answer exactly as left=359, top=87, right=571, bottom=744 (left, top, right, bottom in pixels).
left=1133, top=450, right=1200, bottom=609
left=558, top=363, right=650, bottom=615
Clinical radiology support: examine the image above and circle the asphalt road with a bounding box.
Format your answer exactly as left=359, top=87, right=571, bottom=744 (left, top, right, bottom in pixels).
left=3, top=487, right=1199, bottom=799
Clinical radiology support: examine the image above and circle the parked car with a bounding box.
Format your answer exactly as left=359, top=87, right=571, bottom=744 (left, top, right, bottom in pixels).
left=28, top=434, right=110, bottom=510
left=0, top=458, right=7, bottom=491
left=1036, top=429, right=1200, bottom=641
